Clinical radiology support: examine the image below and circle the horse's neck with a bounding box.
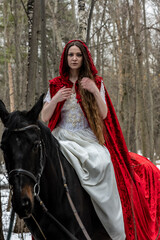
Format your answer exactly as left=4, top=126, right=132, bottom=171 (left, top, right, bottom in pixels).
left=40, top=129, right=65, bottom=200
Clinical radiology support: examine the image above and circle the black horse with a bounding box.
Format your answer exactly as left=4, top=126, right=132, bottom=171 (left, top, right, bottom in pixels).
left=0, top=95, right=111, bottom=240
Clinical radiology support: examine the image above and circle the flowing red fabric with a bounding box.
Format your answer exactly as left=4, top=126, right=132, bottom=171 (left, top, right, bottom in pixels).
left=48, top=40, right=160, bottom=239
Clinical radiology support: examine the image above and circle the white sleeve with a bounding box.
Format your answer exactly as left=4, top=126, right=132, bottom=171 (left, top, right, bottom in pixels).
left=100, top=81, right=106, bottom=103
left=44, top=88, right=51, bottom=103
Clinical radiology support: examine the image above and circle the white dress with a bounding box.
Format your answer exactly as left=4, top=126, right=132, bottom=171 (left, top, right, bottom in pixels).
left=44, top=83, right=126, bottom=240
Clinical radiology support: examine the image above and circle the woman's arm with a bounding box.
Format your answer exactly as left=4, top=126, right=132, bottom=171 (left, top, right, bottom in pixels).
left=41, top=87, right=72, bottom=122
left=81, top=78, right=107, bottom=119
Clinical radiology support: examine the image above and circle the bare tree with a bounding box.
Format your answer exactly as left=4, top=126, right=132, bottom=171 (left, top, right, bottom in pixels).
left=142, top=0, right=154, bottom=162
left=26, top=0, right=41, bottom=110
left=78, top=0, right=87, bottom=41
left=47, top=0, right=63, bottom=53
left=40, top=0, right=47, bottom=94
left=0, top=192, right=4, bottom=240
left=8, top=62, right=15, bottom=112
left=86, top=0, right=96, bottom=45
left=71, top=0, right=77, bottom=35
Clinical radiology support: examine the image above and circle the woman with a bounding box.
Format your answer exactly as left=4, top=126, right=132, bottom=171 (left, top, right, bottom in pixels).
left=42, top=40, right=160, bottom=240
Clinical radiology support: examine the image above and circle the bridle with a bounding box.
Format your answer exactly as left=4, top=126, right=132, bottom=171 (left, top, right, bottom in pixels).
left=5, top=124, right=44, bottom=196
left=2, top=124, right=91, bottom=240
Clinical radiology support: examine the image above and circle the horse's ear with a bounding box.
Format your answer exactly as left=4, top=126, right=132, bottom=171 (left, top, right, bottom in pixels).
left=0, top=100, right=10, bottom=126
left=27, top=94, right=45, bottom=122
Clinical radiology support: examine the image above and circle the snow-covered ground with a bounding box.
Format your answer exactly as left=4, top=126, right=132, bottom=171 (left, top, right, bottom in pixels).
left=156, top=160, right=160, bottom=170
left=4, top=233, right=31, bottom=240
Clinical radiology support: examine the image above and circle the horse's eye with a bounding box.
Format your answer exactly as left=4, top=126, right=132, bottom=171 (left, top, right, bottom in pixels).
left=32, top=141, right=40, bottom=152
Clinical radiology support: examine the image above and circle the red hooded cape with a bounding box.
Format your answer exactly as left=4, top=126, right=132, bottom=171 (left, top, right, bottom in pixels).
left=48, top=40, right=160, bottom=240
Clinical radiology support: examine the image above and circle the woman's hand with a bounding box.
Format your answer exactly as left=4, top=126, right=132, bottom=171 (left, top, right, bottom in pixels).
left=81, top=77, right=107, bottom=119
left=53, top=86, right=72, bottom=103
left=81, top=77, right=98, bottom=94
left=41, top=87, right=72, bottom=122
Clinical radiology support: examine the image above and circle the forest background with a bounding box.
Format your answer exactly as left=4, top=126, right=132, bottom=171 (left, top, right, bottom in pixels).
left=0, top=0, right=160, bottom=238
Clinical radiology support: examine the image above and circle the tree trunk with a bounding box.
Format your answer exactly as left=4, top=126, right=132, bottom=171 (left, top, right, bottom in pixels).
left=26, top=0, right=40, bottom=110
left=78, top=0, right=87, bottom=42
left=142, top=0, right=154, bottom=163
left=13, top=0, right=26, bottom=110
left=86, top=0, right=95, bottom=45
left=8, top=62, right=15, bottom=112
left=47, top=0, right=63, bottom=53
left=40, top=0, right=47, bottom=94
left=0, top=191, right=4, bottom=240
left=14, top=0, right=20, bottom=109
left=133, top=0, right=148, bottom=156
left=71, top=0, right=77, bottom=36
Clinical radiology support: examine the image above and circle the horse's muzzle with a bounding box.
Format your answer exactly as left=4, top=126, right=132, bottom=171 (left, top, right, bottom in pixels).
left=12, top=185, right=34, bottom=219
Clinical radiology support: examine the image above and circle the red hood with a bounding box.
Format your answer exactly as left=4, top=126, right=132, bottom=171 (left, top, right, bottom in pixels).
left=59, top=40, right=98, bottom=78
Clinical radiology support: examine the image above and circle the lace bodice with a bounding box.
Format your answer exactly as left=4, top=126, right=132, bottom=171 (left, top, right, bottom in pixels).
left=44, top=81, right=106, bottom=131
left=58, top=93, right=89, bottom=131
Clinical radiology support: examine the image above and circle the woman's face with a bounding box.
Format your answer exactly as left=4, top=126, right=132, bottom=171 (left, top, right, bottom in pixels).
left=67, top=46, right=83, bottom=71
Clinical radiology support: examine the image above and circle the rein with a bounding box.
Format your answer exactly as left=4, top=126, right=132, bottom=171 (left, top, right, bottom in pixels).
left=56, top=144, right=91, bottom=240
left=4, top=124, right=91, bottom=240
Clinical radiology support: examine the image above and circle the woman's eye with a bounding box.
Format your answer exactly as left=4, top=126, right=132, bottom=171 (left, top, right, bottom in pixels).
left=77, top=53, right=82, bottom=57
left=68, top=53, right=73, bottom=57
left=68, top=53, right=82, bottom=57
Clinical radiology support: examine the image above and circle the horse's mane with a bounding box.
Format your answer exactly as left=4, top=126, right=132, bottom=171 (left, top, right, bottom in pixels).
left=37, top=120, right=63, bottom=175
left=37, top=120, right=60, bottom=150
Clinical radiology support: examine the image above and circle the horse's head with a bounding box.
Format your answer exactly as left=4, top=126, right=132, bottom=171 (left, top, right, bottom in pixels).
left=0, top=94, right=45, bottom=218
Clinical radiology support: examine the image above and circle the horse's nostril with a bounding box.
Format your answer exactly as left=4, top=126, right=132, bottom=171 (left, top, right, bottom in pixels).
left=22, top=197, right=31, bottom=210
